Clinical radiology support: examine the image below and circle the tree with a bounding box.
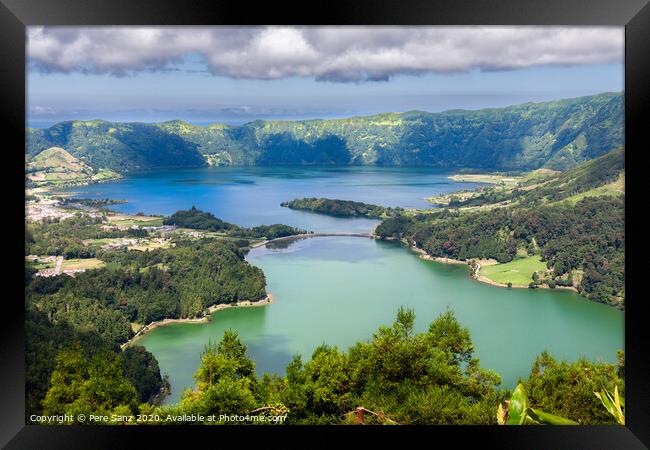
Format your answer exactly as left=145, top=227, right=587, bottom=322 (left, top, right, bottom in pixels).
left=120, top=346, right=166, bottom=403
left=259, top=308, right=504, bottom=424
left=179, top=331, right=258, bottom=419
left=42, top=345, right=139, bottom=420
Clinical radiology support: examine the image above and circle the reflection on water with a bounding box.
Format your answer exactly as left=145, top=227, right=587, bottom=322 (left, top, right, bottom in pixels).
left=263, top=235, right=311, bottom=250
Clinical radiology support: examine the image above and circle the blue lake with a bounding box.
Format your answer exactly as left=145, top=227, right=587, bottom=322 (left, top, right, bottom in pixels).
left=65, top=166, right=482, bottom=233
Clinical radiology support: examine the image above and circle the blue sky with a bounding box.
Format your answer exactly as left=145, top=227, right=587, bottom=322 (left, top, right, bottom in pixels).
left=27, top=26, right=624, bottom=126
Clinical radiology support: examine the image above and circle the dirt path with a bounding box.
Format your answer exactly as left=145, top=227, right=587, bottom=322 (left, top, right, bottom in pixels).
left=54, top=256, right=63, bottom=275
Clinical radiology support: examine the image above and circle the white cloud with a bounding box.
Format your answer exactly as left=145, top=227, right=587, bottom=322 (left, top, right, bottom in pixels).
left=27, top=26, right=623, bottom=82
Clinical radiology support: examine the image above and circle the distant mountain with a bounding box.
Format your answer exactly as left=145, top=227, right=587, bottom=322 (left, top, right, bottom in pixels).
left=26, top=93, right=623, bottom=174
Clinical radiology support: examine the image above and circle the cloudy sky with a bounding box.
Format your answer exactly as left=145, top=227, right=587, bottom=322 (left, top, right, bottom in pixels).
left=27, top=26, right=624, bottom=126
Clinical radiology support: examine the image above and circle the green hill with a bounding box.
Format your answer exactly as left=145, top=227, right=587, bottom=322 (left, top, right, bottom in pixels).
left=25, top=146, right=120, bottom=186
left=439, top=147, right=624, bottom=208
left=376, top=148, right=625, bottom=307
left=27, top=93, right=623, bottom=175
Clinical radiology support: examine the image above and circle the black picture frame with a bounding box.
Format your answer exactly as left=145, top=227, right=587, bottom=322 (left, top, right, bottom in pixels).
left=2, top=0, right=648, bottom=447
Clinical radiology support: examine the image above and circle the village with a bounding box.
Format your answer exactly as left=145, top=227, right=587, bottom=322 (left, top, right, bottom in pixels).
left=25, top=192, right=188, bottom=278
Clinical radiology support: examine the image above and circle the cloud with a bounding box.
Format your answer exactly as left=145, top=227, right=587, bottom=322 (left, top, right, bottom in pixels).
left=27, top=26, right=623, bottom=82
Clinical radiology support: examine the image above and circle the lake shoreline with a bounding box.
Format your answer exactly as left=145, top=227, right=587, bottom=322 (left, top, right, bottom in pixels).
left=121, top=293, right=275, bottom=349
left=399, top=239, right=582, bottom=294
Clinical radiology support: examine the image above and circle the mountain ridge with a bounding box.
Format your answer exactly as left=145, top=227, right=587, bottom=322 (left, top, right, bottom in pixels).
left=27, top=92, right=623, bottom=176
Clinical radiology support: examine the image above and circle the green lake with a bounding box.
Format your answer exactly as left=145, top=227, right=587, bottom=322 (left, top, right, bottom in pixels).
left=73, top=167, right=623, bottom=404
left=137, top=235, right=623, bottom=404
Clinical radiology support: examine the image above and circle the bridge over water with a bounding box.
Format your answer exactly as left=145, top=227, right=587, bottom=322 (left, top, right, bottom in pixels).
left=250, top=232, right=373, bottom=248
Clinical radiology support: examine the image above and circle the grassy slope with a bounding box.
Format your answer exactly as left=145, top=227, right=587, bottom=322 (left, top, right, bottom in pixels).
left=431, top=147, right=624, bottom=209
left=479, top=256, right=547, bottom=285
left=460, top=149, right=624, bottom=287
left=26, top=146, right=120, bottom=186
left=563, top=172, right=624, bottom=204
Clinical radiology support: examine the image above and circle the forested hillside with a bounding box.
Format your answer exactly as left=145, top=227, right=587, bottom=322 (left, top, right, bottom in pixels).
left=376, top=149, right=625, bottom=306
left=27, top=93, right=622, bottom=174
left=25, top=217, right=269, bottom=416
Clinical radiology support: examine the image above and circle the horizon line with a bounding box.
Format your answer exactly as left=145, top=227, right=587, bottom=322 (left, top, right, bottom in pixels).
left=27, top=91, right=623, bottom=130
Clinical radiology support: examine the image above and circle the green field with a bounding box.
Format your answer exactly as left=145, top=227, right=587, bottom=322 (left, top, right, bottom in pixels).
left=107, top=216, right=164, bottom=227
left=82, top=237, right=126, bottom=246
left=449, top=173, right=521, bottom=185
left=479, top=255, right=547, bottom=285
left=26, top=258, right=56, bottom=270
left=139, top=263, right=167, bottom=273
left=128, top=240, right=173, bottom=251
left=61, top=258, right=105, bottom=270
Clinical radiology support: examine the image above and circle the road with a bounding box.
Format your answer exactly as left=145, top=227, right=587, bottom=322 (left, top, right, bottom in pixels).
left=54, top=256, right=63, bottom=274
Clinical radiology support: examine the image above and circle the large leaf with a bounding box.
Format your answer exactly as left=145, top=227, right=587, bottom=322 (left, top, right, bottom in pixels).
left=595, top=386, right=625, bottom=425
left=614, top=386, right=624, bottom=408
left=506, top=383, right=528, bottom=425
left=529, top=408, right=579, bottom=425
left=506, top=383, right=578, bottom=425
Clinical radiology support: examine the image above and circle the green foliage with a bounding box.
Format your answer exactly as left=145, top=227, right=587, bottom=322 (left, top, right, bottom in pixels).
left=27, top=93, right=623, bottom=173
left=27, top=120, right=205, bottom=174
left=180, top=332, right=258, bottom=418
left=28, top=237, right=267, bottom=325
left=25, top=305, right=105, bottom=418
left=42, top=345, right=139, bottom=419
left=27, top=213, right=152, bottom=258
left=163, top=206, right=236, bottom=232
left=195, top=332, right=256, bottom=387
left=255, top=133, right=352, bottom=165
left=504, top=383, right=578, bottom=425
left=120, top=346, right=166, bottom=403
left=163, top=206, right=306, bottom=239
left=59, top=197, right=128, bottom=211
left=258, top=308, right=503, bottom=424
left=232, top=224, right=307, bottom=240
left=135, top=309, right=505, bottom=425
left=281, top=197, right=403, bottom=219
left=376, top=195, right=624, bottom=305
left=594, top=385, right=625, bottom=425
left=451, top=147, right=624, bottom=208
left=31, top=306, right=624, bottom=426
left=26, top=233, right=267, bottom=417
left=521, top=351, right=624, bottom=425
left=35, top=292, right=132, bottom=346
left=25, top=146, right=121, bottom=187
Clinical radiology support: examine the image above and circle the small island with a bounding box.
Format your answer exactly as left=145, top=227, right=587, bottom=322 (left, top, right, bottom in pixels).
left=164, top=206, right=309, bottom=239
left=281, top=197, right=403, bottom=219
